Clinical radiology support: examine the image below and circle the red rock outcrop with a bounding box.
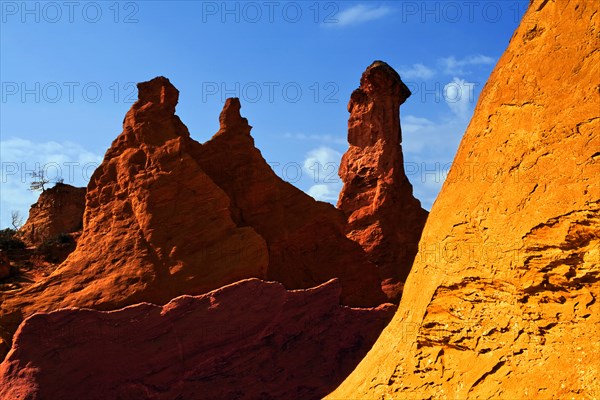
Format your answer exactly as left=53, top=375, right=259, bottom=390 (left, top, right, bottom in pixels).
left=329, top=1, right=599, bottom=398
left=338, top=61, right=428, bottom=301
left=0, top=77, right=269, bottom=355
left=0, top=76, right=386, bottom=356
left=0, top=278, right=395, bottom=400
left=19, top=183, right=86, bottom=247
left=196, top=98, right=386, bottom=306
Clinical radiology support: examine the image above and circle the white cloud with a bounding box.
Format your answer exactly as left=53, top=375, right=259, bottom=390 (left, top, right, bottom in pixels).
left=402, top=115, right=439, bottom=156
left=332, top=4, right=393, bottom=27
left=440, top=55, right=495, bottom=75
left=307, top=184, right=340, bottom=203
left=303, top=146, right=342, bottom=175
left=0, top=138, right=103, bottom=228
left=397, top=54, right=495, bottom=81
left=283, top=132, right=346, bottom=145
left=302, top=147, right=343, bottom=204
left=402, top=115, right=436, bottom=137
left=444, top=77, right=477, bottom=120
left=399, top=63, right=435, bottom=80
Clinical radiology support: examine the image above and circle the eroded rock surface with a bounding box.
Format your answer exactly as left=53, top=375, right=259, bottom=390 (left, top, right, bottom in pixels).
left=0, top=77, right=269, bottom=355
left=0, top=76, right=386, bottom=357
left=0, top=279, right=395, bottom=400
left=330, top=1, right=600, bottom=398
left=338, top=61, right=428, bottom=300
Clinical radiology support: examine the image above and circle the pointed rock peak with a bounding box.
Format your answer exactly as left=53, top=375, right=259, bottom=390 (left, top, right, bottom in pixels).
left=116, top=76, right=189, bottom=152
left=136, top=76, right=179, bottom=110
left=357, top=60, right=411, bottom=104
left=216, top=97, right=252, bottom=136
left=366, top=60, right=400, bottom=79
left=347, top=61, right=412, bottom=146
left=220, top=97, right=242, bottom=121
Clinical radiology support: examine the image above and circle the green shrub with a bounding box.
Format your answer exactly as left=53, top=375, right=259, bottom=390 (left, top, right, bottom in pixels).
left=40, top=233, right=74, bottom=248
left=0, top=229, right=26, bottom=250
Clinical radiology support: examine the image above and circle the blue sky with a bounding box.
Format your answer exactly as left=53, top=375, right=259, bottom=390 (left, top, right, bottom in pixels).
left=0, top=1, right=528, bottom=228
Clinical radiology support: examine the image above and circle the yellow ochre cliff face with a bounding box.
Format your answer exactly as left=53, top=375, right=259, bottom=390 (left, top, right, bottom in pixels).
left=329, top=1, right=599, bottom=398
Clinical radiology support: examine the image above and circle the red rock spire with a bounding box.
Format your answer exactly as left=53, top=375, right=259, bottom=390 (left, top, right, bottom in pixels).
left=215, top=97, right=252, bottom=136
left=338, top=60, right=428, bottom=301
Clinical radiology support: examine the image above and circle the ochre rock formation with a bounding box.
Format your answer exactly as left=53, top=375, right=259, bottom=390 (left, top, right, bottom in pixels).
left=2, top=77, right=268, bottom=308
left=0, top=77, right=269, bottom=354
left=329, top=1, right=599, bottom=398
left=196, top=98, right=386, bottom=306
left=0, top=76, right=386, bottom=356
left=19, top=183, right=86, bottom=247
left=0, top=279, right=395, bottom=400
left=338, top=61, right=428, bottom=301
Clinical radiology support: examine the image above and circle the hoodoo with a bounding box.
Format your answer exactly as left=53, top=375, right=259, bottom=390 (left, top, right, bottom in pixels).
left=338, top=60, right=428, bottom=301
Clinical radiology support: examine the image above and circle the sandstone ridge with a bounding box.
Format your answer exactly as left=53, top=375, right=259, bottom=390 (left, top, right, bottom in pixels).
left=0, top=278, right=395, bottom=400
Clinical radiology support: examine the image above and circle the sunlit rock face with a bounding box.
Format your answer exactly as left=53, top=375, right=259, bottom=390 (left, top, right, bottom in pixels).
left=329, top=1, right=600, bottom=398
